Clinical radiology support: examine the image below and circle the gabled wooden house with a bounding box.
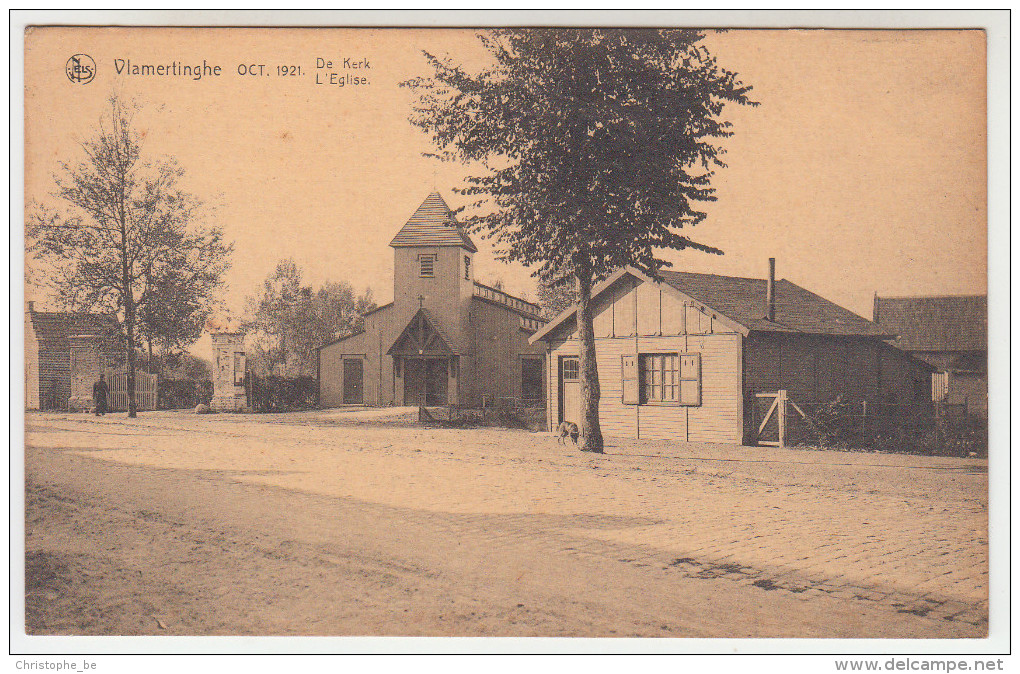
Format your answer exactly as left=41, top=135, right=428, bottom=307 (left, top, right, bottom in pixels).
left=317, top=193, right=548, bottom=408
left=530, top=262, right=934, bottom=444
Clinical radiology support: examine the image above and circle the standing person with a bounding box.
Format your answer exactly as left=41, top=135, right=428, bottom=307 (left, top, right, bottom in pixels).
left=93, top=374, right=108, bottom=416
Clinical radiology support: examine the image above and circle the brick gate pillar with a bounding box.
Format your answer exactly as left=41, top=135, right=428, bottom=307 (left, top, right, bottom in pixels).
left=211, top=332, right=246, bottom=411
left=68, top=334, right=104, bottom=412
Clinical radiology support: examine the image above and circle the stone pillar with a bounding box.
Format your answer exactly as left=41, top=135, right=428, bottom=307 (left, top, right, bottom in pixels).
left=211, top=332, right=246, bottom=411
left=68, top=334, right=104, bottom=411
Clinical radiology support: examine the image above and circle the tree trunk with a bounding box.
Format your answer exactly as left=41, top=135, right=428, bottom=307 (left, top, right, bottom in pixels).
left=118, top=184, right=137, bottom=418
left=124, top=285, right=137, bottom=418
left=576, top=272, right=604, bottom=453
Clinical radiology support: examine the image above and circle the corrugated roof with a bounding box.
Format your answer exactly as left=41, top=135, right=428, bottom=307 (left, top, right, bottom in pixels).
left=388, top=192, right=478, bottom=252
left=658, top=271, right=889, bottom=337
left=874, top=295, right=987, bottom=352
left=27, top=310, right=119, bottom=344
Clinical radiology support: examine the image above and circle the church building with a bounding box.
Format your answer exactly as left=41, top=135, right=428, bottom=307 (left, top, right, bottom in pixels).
left=317, top=193, right=548, bottom=408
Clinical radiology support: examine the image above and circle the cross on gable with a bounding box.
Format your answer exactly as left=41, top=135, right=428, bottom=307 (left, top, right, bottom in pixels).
left=386, top=308, right=456, bottom=357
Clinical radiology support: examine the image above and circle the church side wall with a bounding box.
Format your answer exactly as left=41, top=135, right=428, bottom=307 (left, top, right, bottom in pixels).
left=318, top=309, right=394, bottom=407
left=319, top=333, right=363, bottom=407
left=468, top=298, right=547, bottom=408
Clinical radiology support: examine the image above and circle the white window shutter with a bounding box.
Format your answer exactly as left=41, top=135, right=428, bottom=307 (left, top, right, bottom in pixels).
left=680, top=354, right=701, bottom=406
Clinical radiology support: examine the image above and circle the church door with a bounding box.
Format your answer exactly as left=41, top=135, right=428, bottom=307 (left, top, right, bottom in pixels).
left=425, top=359, right=448, bottom=406
left=404, top=359, right=424, bottom=406
left=343, top=358, right=364, bottom=404
left=404, top=358, right=448, bottom=406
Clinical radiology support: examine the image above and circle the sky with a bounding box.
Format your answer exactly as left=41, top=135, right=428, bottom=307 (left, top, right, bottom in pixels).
left=24, top=28, right=987, bottom=358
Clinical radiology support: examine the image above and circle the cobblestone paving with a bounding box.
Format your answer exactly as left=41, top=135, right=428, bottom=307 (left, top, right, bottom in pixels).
left=571, top=469, right=988, bottom=626
left=24, top=411, right=989, bottom=633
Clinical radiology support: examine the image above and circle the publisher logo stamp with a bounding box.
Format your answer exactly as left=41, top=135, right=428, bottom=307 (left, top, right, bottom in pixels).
left=65, top=54, right=96, bottom=84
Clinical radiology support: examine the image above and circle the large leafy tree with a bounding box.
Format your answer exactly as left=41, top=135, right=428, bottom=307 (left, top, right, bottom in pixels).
left=403, top=29, right=756, bottom=452
left=537, top=279, right=576, bottom=320
left=137, top=223, right=232, bottom=369
left=245, top=259, right=375, bottom=377
left=27, top=96, right=232, bottom=416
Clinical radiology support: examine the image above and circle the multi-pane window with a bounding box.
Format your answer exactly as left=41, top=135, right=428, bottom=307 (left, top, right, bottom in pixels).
left=623, top=352, right=701, bottom=406
left=464, top=255, right=471, bottom=280
left=419, top=254, right=436, bottom=278
left=562, top=357, right=580, bottom=381
left=641, top=353, right=678, bottom=402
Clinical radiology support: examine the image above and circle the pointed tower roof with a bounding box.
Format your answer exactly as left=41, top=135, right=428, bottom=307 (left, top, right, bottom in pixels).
left=388, top=192, right=478, bottom=252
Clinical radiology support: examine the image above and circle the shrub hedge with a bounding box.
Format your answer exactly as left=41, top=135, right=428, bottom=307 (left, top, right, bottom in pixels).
left=158, top=379, right=213, bottom=409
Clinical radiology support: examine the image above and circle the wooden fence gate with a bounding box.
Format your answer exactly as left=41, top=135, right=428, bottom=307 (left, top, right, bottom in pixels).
left=753, top=390, right=821, bottom=447
left=753, top=390, right=787, bottom=447
left=753, top=389, right=862, bottom=448
left=105, top=369, right=158, bottom=411
left=931, top=371, right=950, bottom=402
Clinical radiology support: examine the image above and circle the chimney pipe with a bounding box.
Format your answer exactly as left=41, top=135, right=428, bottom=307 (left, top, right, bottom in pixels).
left=766, top=258, right=775, bottom=322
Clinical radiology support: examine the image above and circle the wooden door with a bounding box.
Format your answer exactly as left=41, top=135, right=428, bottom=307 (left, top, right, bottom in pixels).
left=559, top=356, right=581, bottom=425
left=425, top=358, right=448, bottom=406
left=343, top=358, right=364, bottom=404
left=404, top=358, right=424, bottom=406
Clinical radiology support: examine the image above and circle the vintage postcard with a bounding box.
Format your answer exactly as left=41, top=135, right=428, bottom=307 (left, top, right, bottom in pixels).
left=15, top=11, right=1005, bottom=663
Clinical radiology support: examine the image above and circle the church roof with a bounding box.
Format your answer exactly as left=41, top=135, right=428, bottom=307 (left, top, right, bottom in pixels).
left=388, top=192, right=478, bottom=252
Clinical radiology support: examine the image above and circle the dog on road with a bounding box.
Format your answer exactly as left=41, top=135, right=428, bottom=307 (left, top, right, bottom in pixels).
left=556, top=421, right=580, bottom=445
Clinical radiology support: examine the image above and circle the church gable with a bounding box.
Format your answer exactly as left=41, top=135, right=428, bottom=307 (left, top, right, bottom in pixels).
left=387, top=308, right=457, bottom=356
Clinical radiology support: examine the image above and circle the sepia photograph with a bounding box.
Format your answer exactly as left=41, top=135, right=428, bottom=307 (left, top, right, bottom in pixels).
left=12, top=9, right=1007, bottom=665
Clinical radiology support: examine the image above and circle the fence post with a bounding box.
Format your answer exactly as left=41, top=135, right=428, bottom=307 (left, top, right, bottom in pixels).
left=935, top=400, right=943, bottom=454
left=778, top=389, right=787, bottom=448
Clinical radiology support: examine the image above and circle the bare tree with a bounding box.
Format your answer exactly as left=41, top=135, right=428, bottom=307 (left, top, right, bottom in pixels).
left=27, top=96, right=232, bottom=416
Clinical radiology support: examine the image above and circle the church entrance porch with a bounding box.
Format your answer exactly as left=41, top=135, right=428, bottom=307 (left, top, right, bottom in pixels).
left=388, top=307, right=457, bottom=407
left=403, top=357, right=449, bottom=407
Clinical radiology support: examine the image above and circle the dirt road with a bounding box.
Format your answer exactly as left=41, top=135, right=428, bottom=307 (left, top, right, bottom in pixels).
left=23, top=411, right=988, bottom=637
